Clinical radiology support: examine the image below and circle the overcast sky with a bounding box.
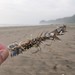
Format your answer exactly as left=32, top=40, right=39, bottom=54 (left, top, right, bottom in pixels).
left=0, top=0, right=75, bottom=26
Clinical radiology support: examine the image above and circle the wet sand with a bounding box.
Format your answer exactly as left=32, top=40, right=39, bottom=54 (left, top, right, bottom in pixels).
left=0, top=25, right=75, bottom=75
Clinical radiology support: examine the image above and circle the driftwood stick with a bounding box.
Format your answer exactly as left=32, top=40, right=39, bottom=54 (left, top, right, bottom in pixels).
left=8, top=25, right=67, bottom=57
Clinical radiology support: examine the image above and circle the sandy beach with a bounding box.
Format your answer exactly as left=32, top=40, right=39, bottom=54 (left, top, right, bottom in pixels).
left=0, top=25, right=75, bottom=75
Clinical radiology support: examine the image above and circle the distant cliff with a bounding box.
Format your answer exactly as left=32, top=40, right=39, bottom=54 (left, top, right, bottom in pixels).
left=40, top=14, right=75, bottom=24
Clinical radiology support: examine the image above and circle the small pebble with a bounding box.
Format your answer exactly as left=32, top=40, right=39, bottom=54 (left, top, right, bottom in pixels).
left=62, top=74, right=65, bottom=75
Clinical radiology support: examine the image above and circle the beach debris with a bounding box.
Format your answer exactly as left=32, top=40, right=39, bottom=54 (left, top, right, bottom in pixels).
left=8, top=25, right=67, bottom=57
